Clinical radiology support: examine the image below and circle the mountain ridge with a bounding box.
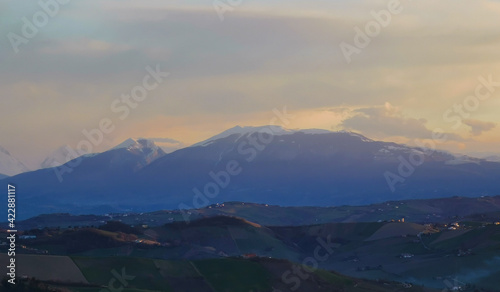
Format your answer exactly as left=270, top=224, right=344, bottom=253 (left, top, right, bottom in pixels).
left=4, top=126, right=500, bottom=219
left=0, top=145, right=30, bottom=176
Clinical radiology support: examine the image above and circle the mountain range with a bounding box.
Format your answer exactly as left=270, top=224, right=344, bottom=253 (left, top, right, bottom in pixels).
left=3, top=126, right=500, bottom=219
left=0, top=145, right=29, bottom=177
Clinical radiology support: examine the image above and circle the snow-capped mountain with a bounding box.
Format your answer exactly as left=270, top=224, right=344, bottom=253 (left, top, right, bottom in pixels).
left=192, top=125, right=333, bottom=147
left=112, top=138, right=166, bottom=164
left=483, top=155, right=500, bottom=162
left=39, top=139, right=166, bottom=170
left=112, top=138, right=144, bottom=150
left=0, top=145, right=29, bottom=176
left=7, top=126, right=500, bottom=219
left=40, top=145, right=77, bottom=169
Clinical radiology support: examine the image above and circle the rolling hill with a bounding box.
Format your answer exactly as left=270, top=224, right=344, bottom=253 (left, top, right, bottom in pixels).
left=4, top=213, right=500, bottom=290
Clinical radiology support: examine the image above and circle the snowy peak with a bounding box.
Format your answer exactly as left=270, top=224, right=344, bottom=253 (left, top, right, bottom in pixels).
left=191, top=125, right=290, bottom=147
left=40, top=145, right=75, bottom=169
left=484, top=155, right=500, bottom=162
left=338, top=130, right=374, bottom=142
left=192, top=125, right=338, bottom=147
left=112, top=138, right=139, bottom=150
left=112, top=138, right=166, bottom=164
left=216, top=125, right=294, bottom=138
left=39, top=139, right=167, bottom=170
left=113, top=138, right=159, bottom=151
left=0, top=145, right=29, bottom=176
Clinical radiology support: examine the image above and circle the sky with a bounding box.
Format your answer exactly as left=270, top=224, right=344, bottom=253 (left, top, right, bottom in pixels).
left=1, top=0, right=500, bottom=168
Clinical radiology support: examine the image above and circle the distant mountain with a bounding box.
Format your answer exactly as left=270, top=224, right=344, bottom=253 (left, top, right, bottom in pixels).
left=5, top=138, right=165, bottom=218
left=111, top=138, right=166, bottom=164
left=0, top=145, right=29, bottom=176
left=465, top=152, right=500, bottom=162
left=138, top=127, right=499, bottom=208
left=6, top=126, right=500, bottom=219
left=40, top=138, right=166, bottom=169
left=192, top=125, right=332, bottom=147
left=40, top=145, right=75, bottom=169
left=484, top=155, right=500, bottom=162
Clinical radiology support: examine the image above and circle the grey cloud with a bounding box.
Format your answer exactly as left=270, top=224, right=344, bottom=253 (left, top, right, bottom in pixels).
left=341, top=104, right=465, bottom=141
left=148, top=137, right=182, bottom=144
left=463, top=119, right=496, bottom=136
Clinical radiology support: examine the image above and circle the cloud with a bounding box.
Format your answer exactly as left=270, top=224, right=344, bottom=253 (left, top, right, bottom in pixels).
left=327, top=107, right=351, bottom=114
left=1, top=0, right=500, bottom=162
left=39, top=38, right=132, bottom=56
left=341, top=103, right=464, bottom=141
left=147, top=137, right=182, bottom=144
left=145, top=137, right=186, bottom=153
left=463, top=119, right=496, bottom=136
